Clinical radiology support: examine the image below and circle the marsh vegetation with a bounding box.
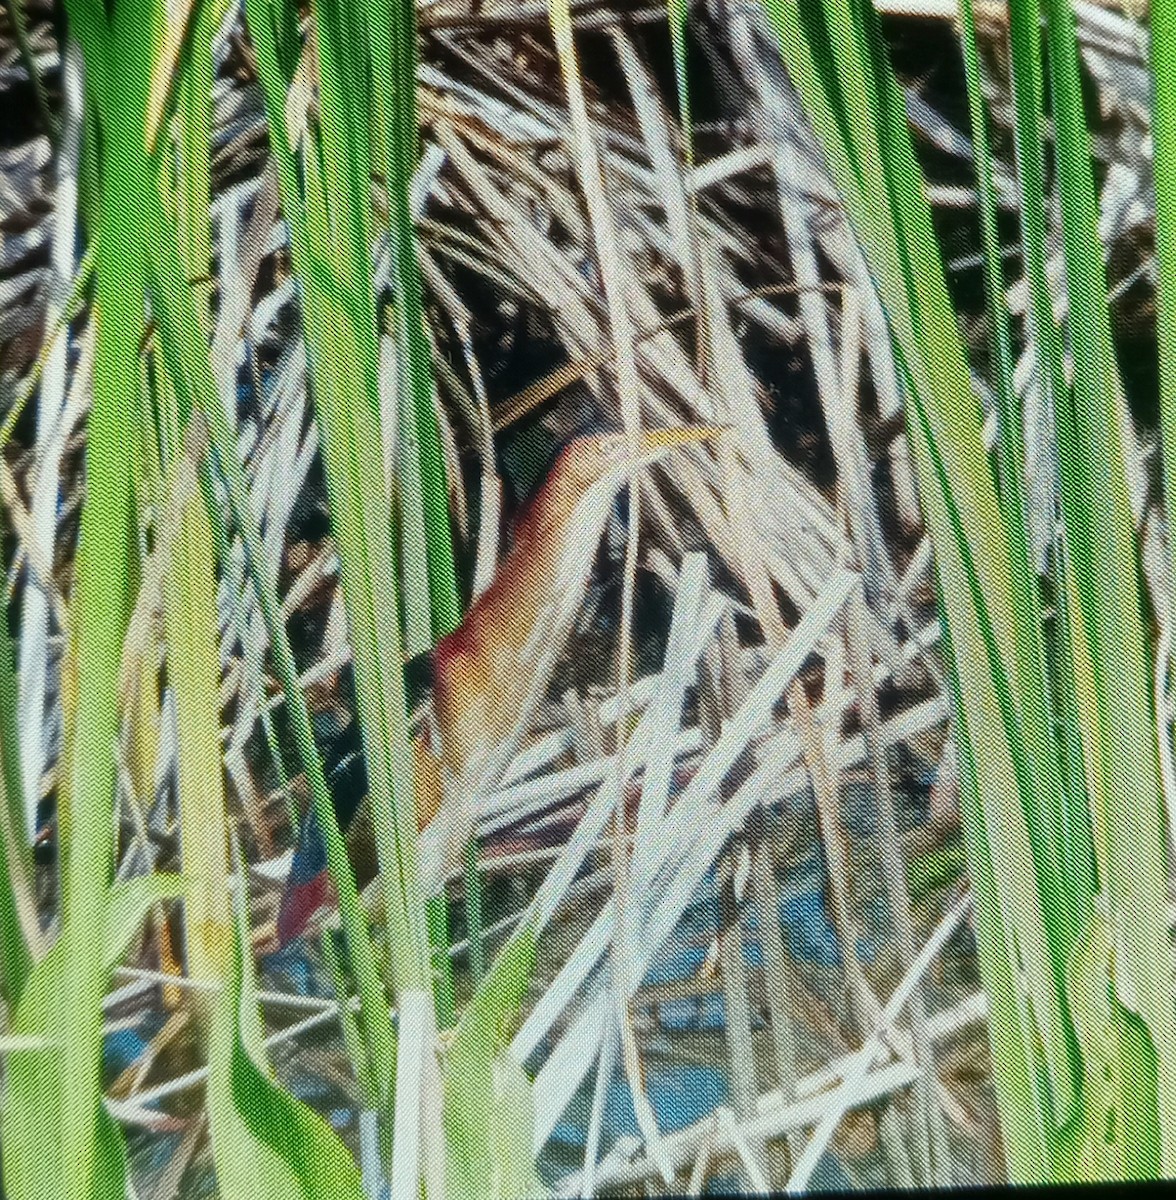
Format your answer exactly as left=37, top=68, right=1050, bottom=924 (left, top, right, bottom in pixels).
left=0, top=0, right=1174, bottom=1195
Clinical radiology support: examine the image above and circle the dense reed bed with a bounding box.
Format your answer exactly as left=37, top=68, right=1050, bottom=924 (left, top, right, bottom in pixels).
left=2, top=0, right=1176, bottom=1195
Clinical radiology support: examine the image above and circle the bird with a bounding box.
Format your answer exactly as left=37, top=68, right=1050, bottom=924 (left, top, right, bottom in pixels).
left=276, top=423, right=726, bottom=946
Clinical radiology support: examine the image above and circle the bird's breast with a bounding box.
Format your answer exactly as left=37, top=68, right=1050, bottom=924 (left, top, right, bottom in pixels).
left=413, top=730, right=445, bottom=830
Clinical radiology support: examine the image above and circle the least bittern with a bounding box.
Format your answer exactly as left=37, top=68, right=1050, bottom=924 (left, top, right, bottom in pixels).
left=277, top=423, right=725, bottom=944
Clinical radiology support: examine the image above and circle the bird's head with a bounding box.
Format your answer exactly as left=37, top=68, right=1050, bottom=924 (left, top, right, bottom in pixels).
left=544, top=422, right=729, bottom=517
left=537, top=423, right=728, bottom=597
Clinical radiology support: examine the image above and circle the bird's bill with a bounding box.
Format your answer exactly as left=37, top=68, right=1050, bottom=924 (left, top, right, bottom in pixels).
left=634, top=423, right=730, bottom=463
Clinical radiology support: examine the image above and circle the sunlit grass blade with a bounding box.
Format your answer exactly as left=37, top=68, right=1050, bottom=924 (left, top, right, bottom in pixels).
left=245, top=0, right=431, bottom=981
left=1154, top=0, right=1176, bottom=611
left=3, top=873, right=184, bottom=1199
left=765, top=0, right=1176, bottom=1182
left=203, top=839, right=368, bottom=1200
left=1000, top=0, right=1101, bottom=931
left=443, top=925, right=545, bottom=1199
left=762, top=0, right=1076, bottom=1134
left=1021, top=0, right=1176, bottom=1173
left=364, top=0, right=462, bottom=647
left=934, top=591, right=1051, bottom=1178
left=0, top=0, right=156, bottom=1191
left=1151, top=0, right=1176, bottom=871
left=150, top=15, right=365, bottom=1189
left=347, top=0, right=475, bottom=987
left=957, top=0, right=1044, bottom=679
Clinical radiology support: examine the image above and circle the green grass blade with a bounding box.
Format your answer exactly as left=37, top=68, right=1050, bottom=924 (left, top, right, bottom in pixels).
left=154, top=105, right=336, bottom=1184
left=363, top=0, right=461, bottom=643
left=443, top=926, right=544, bottom=1198
left=1154, top=0, right=1176, bottom=613
left=1, top=6, right=153, bottom=1188
left=1034, top=0, right=1176, bottom=1169
left=322, top=927, right=378, bottom=1101
left=667, top=0, right=692, bottom=165
left=2, top=214, right=139, bottom=1200
left=427, top=895, right=457, bottom=1025
left=957, top=0, right=1038, bottom=632
left=1002, top=0, right=1102, bottom=938
left=935, top=583, right=1052, bottom=1180
left=761, top=0, right=1081, bottom=1150
left=161, top=0, right=234, bottom=1002
left=206, top=857, right=368, bottom=1199
left=959, top=0, right=1096, bottom=977
left=146, top=167, right=398, bottom=1119
left=0, top=799, right=32, bottom=1013
left=0, top=596, right=34, bottom=1007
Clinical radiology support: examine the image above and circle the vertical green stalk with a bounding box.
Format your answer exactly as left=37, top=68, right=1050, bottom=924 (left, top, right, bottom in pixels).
left=146, top=135, right=401, bottom=1122
left=133, top=0, right=399, bottom=1134
left=0, top=3, right=147, bottom=1192
left=667, top=0, right=692, bottom=167
left=1147, top=0, right=1176, bottom=1148
left=241, top=17, right=445, bottom=1152
left=58, top=15, right=142, bottom=1195
left=758, top=0, right=1176, bottom=1180
left=958, top=0, right=1034, bottom=602
left=1155, top=2, right=1176, bottom=612
left=934, top=577, right=1052, bottom=1179
left=159, top=0, right=236, bottom=1028
left=366, top=0, right=461, bottom=644
left=1036, top=0, right=1176, bottom=1171
left=1001, top=0, right=1099, bottom=906
left=362, top=0, right=476, bottom=991
left=0, top=597, right=33, bottom=1009
left=958, top=0, right=1085, bottom=960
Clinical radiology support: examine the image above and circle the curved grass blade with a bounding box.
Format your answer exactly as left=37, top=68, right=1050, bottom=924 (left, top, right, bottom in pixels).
left=443, top=925, right=545, bottom=1199
left=147, top=0, right=403, bottom=1126
left=208, top=848, right=368, bottom=1200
